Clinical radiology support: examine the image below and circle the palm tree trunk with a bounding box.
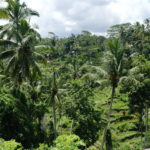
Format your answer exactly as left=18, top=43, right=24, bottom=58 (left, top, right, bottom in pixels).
left=144, top=103, right=149, bottom=148
left=106, top=129, right=112, bottom=150
left=138, top=111, right=143, bottom=140
left=51, top=70, right=57, bottom=138
left=16, top=17, right=20, bottom=45
left=100, top=86, right=115, bottom=150
left=52, top=96, right=57, bottom=138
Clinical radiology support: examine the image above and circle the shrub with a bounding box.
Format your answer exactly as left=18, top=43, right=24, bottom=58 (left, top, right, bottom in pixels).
left=36, top=134, right=85, bottom=150
left=0, top=138, right=23, bottom=150
left=52, top=134, right=85, bottom=150
left=35, top=143, right=51, bottom=150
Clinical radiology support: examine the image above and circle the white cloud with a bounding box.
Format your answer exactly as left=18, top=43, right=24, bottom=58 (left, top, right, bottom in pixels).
left=108, top=0, right=150, bottom=22
left=5, top=0, right=150, bottom=37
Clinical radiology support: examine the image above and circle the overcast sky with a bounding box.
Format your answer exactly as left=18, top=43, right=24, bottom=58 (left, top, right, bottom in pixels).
left=2, top=0, right=150, bottom=37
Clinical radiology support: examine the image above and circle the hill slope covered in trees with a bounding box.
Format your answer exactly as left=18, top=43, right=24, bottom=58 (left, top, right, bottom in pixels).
left=0, top=0, right=150, bottom=149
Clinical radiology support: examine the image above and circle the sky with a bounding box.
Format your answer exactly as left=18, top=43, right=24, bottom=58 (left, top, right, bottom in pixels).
left=2, top=0, right=150, bottom=37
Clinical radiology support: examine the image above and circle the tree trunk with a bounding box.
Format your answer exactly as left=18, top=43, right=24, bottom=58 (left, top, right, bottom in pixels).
left=106, top=129, right=112, bottom=150
left=138, top=111, right=143, bottom=140
left=51, top=71, right=57, bottom=138
left=52, top=96, right=57, bottom=138
left=100, top=86, right=115, bottom=150
left=144, top=103, right=149, bottom=148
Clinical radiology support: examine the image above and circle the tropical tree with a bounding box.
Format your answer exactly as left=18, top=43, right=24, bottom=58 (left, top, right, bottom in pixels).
left=128, top=79, right=150, bottom=148
left=100, top=38, right=126, bottom=150
left=0, top=19, right=46, bottom=86
left=42, top=61, right=68, bottom=139
left=0, top=0, right=39, bottom=42
left=64, top=80, right=102, bottom=147
left=126, top=56, right=150, bottom=148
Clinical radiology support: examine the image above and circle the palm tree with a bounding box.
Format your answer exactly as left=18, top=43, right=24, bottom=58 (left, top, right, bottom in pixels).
left=50, top=69, right=58, bottom=138
left=100, top=38, right=126, bottom=150
left=0, top=0, right=39, bottom=42
left=0, top=0, right=45, bottom=86
left=0, top=19, right=46, bottom=86
left=44, top=67, right=67, bottom=139
left=49, top=70, right=68, bottom=138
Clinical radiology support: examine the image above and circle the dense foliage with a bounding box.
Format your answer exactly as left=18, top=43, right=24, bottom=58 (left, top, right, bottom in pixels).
left=0, top=0, right=150, bottom=149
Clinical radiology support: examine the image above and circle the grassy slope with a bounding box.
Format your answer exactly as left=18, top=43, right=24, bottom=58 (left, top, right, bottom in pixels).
left=88, top=88, right=150, bottom=150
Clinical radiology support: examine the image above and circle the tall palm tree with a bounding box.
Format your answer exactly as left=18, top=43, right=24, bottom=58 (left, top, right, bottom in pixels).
left=0, top=19, right=46, bottom=86
left=44, top=66, right=66, bottom=139
left=100, top=38, right=126, bottom=150
left=50, top=69, right=59, bottom=138
left=0, top=0, right=44, bottom=86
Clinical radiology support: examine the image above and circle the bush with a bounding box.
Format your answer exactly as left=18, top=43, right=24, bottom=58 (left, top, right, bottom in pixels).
left=52, top=134, right=85, bottom=150
left=35, top=134, right=85, bottom=150
left=0, top=138, right=23, bottom=150
left=35, top=143, right=51, bottom=150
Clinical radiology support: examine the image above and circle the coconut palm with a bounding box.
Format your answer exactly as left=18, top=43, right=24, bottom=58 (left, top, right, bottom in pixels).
left=100, top=38, right=126, bottom=150
left=0, top=0, right=39, bottom=42
left=49, top=70, right=68, bottom=137
left=0, top=0, right=39, bottom=19
left=0, top=19, right=46, bottom=86
left=43, top=66, right=68, bottom=139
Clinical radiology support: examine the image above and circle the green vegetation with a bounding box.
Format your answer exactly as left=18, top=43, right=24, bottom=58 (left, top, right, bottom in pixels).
left=0, top=138, right=23, bottom=150
left=0, top=0, right=150, bottom=149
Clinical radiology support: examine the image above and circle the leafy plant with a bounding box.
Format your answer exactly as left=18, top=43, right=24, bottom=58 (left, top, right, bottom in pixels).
left=0, top=138, right=22, bottom=150
left=52, top=134, right=85, bottom=150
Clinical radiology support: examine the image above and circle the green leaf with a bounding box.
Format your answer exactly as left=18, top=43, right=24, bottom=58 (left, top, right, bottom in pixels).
left=0, top=50, right=14, bottom=59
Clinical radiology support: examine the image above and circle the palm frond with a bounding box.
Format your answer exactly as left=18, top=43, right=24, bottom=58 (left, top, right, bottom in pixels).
left=34, top=45, right=51, bottom=50
left=26, top=8, right=39, bottom=17
left=119, top=76, right=141, bottom=87
left=0, top=8, right=9, bottom=19
left=90, top=66, right=108, bottom=77
left=22, top=34, right=33, bottom=44
left=82, top=73, right=99, bottom=81
left=34, top=52, right=46, bottom=64
left=0, top=39, right=17, bottom=46
left=0, top=50, right=14, bottom=59
left=0, top=74, right=5, bottom=78
left=0, top=24, right=13, bottom=39
left=5, top=55, right=16, bottom=72
left=30, top=59, right=41, bottom=76
left=6, top=0, right=16, bottom=7
left=95, top=79, right=110, bottom=86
